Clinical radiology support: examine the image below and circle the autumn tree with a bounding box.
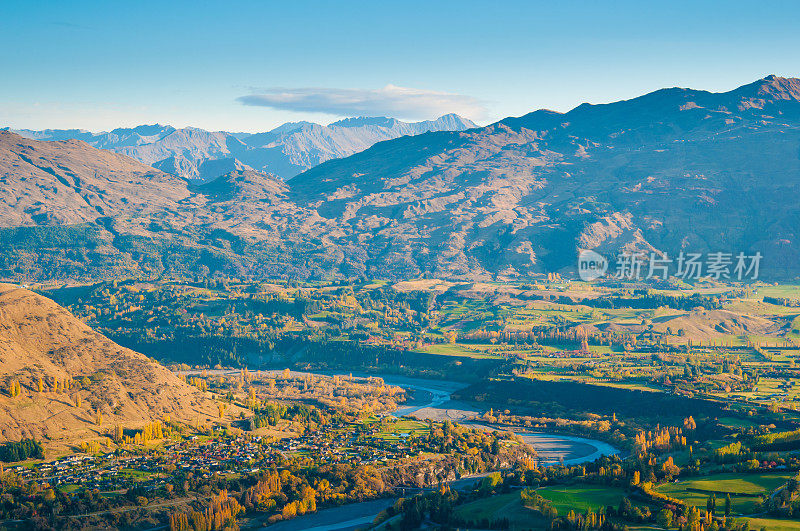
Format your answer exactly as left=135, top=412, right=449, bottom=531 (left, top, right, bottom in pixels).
left=7, top=380, right=23, bottom=398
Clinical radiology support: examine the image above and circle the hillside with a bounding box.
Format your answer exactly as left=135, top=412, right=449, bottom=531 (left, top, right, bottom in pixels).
left=0, top=131, right=190, bottom=227
left=0, top=131, right=337, bottom=282
left=0, top=76, right=799, bottom=282
left=289, top=75, right=800, bottom=279
left=9, top=114, right=477, bottom=181
left=0, top=283, right=222, bottom=445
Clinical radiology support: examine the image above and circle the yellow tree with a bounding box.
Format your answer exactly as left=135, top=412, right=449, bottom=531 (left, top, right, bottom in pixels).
left=248, top=387, right=257, bottom=409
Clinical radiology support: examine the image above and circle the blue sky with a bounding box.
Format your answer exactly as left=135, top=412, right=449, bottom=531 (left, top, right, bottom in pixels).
left=2, top=0, right=799, bottom=132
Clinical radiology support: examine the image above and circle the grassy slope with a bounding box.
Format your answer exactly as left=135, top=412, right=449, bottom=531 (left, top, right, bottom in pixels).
left=656, top=472, right=791, bottom=515
left=537, top=485, right=627, bottom=513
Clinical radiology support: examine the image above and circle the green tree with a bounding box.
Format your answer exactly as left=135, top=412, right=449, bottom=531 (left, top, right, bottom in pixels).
left=656, top=508, right=673, bottom=529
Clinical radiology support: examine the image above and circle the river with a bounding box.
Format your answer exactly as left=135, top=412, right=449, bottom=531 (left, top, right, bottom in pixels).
left=374, top=373, right=619, bottom=466
left=189, top=369, right=619, bottom=529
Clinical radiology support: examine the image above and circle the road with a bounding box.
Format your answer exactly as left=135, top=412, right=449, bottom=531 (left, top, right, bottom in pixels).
left=242, top=498, right=397, bottom=531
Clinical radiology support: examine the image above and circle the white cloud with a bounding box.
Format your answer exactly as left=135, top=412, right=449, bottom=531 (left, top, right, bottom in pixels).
left=237, top=84, right=487, bottom=121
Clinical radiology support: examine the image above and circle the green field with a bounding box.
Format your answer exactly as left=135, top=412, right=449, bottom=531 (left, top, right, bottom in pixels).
left=454, top=486, right=626, bottom=528
left=720, top=377, right=800, bottom=404
left=455, top=491, right=520, bottom=521
left=421, top=343, right=502, bottom=358
left=119, top=467, right=153, bottom=480
left=372, top=419, right=430, bottom=441
left=744, top=517, right=800, bottom=531
left=790, top=315, right=800, bottom=339
left=716, top=416, right=758, bottom=428
left=456, top=480, right=798, bottom=530
left=678, top=473, right=790, bottom=494
left=537, top=485, right=627, bottom=513
left=758, top=284, right=800, bottom=299
left=656, top=472, right=791, bottom=515
left=454, top=492, right=547, bottom=529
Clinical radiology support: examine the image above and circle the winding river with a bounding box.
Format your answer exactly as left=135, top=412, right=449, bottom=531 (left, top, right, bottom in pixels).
left=190, top=369, right=620, bottom=530
left=378, top=374, right=619, bottom=466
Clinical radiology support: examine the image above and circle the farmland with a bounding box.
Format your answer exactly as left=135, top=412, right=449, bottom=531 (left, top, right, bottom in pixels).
left=18, top=277, right=800, bottom=530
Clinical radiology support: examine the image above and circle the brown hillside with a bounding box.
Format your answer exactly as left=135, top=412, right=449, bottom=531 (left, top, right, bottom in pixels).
left=0, top=130, right=191, bottom=227
left=651, top=309, right=779, bottom=342
left=0, top=283, right=221, bottom=444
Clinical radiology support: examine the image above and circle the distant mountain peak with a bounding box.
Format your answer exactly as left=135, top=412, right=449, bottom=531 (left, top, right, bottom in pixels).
left=267, top=121, right=317, bottom=135
left=430, top=113, right=478, bottom=128
left=9, top=114, right=475, bottom=181
left=108, top=124, right=174, bottom=135
left=329, top=114, right=477, bottom=130
left=754, top=74, right=800, bottom=99
left=330, top=116, right=398, bottom=128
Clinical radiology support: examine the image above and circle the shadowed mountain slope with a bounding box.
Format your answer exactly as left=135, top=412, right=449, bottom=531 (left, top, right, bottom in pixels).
left=289, top=75, right=800, bottom=278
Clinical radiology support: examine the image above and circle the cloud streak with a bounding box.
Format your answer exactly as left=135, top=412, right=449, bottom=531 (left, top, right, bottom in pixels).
left=237, top=85, right=487, bottom=121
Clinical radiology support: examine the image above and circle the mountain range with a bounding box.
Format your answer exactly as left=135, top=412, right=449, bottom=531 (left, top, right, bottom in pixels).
left=1, top=75, right=798, bottom=282
left=7, top=114, right=477, bottom=181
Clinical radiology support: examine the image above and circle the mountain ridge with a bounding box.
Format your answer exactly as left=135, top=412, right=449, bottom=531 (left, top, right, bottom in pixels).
left=0, top=76, right=798, bottom=282
left=7, top=114, right=477, bottom=182
left=287, top=75, right=800, bottom=278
